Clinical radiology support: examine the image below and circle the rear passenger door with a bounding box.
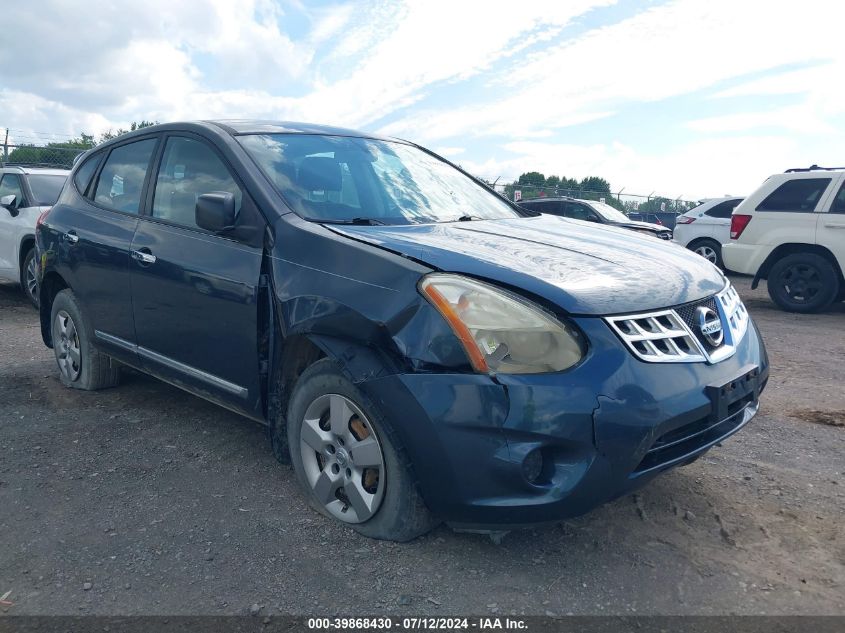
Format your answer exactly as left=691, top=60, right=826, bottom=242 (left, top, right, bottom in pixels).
left=817, top=175, right=845, bottom=273
left=52, top=137, right=158, bottom=364
left=129, top=134, right=267, bottom=417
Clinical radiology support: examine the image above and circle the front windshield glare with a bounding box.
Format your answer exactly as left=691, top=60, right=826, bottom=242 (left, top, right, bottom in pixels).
left=591, top=201, right=630, bottom=223
left=238, top=134, right=521, bottom=225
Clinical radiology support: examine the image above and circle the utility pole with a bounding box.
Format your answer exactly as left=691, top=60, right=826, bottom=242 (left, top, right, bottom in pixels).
left=3, top=128, right=8, bottom=164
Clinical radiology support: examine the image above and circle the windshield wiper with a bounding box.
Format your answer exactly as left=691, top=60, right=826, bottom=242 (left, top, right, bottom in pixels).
left=320, top=217, right=387, bottom=226
left=454, top=214, right=481, bottom=222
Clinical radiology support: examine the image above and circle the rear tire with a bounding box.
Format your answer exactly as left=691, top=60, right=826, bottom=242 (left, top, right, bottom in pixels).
left=766, top=253, right=839, bottom=313
left=50, top=289, right=121, bottom=390
left=20, top=247, right=39, bottom=308
left=287, top=359, right=437, bottom=541
left=688, top=238, right=723, bottom=269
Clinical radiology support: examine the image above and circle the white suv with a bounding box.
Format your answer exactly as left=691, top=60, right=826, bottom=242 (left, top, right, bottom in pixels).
left=0, top=166, right=70, bottom=306
left=722, top=166, right=845, bottom=313
left=673, top=196, right=743, bottom=268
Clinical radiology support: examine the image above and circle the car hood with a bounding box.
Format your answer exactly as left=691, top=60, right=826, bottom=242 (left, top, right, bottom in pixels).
left=613, top=219, right=667, bottom=232
left=327, top=215, right=725, bottom=315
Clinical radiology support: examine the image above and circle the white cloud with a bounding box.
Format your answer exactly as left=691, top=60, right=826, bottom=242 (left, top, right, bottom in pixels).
left=461, top=135, right=800, bottom=200
left=1, top=0, right=844, bottom=199
left=433, top=146, right=465, bottom=157
left=686, top=106, right=837, bottom=136
left=381, top=0, right=845, bottom=144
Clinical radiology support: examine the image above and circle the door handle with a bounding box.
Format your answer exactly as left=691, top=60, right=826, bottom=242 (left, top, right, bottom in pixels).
left=64, top=231, right=79, bottom=244
left=823, top=223, right=845, bottom=229
left=131, top=250, right=157, bottom=265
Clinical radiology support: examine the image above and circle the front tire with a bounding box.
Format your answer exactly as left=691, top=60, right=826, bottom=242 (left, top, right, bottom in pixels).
left=766, top=253, right=839, bottom=313
left=287, top=359, right=436, bottom=541
left=50, top=289, right=121, bottom=390
left=20, top=247, right=39, bottom=308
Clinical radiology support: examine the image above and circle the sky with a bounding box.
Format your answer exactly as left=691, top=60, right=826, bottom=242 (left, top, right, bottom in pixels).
left=1, top=0, right=843, bottom=200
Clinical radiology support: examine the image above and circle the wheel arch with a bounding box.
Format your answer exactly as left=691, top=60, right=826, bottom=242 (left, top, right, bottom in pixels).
left=752, top=243, right=844, bottom=289
left=687, top=236, right=721, bottom=248
left=39, top=271, right=69, bottom=347
left=18, top=233, right=35, bottom=271
left=268, top=329, right=401, bottom=423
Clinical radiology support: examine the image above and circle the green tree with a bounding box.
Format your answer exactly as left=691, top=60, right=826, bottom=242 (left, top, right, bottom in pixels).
left=99, top=120, right=158, bottom=143
left=580, top=176, right=611, bottom=193
left=517, top=171, right=546, bottom=186
left=5, top=121, right=158, bottom=169
left=7, top=134, right=96, bottom=168
left=633, top=196, right=694, bottom=215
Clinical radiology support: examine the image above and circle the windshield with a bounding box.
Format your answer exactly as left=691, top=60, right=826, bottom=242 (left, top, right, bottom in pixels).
left=238, top=134, right=521, bottom=225
left=586, top=200, right=631, bottom=223
left=27, top=174, right=67, bottom=206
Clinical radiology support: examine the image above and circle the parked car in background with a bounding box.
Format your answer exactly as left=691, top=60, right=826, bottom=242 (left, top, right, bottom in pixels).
left=723, top=166, right=845, bottom=313
left=673, top=197, right=744, bottom=268
left=626, top=211, right=663, bottom=225
left=519, top=196, right=672, bottom=240
left=0, top=165, right=69, bottom=306
left=37, top=121, right=767, bottom=541
left=626, top=210, right=683, bottom=229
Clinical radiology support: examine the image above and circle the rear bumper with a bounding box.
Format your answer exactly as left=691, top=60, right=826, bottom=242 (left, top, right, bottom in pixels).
left=722, top=242, right=771, bottom=276
left=671, top=225, right=692, bottom=247
left=360, top=317, right=769, bottom=528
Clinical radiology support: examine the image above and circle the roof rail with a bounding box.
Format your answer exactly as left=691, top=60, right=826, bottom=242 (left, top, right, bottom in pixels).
left=785, top=164, right=845, bottom=173
left=0, top=162, right=69, bottom=169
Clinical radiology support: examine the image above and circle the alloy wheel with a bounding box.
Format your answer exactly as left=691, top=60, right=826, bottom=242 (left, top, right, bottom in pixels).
left=779, top=263, right=821, bottom=304
left=299, top=393, right=386, bottom=524
left=54, top=310, right=81, bottom=382
left=694, top=244, right=718, bottom=264
left=25, top=255, right=39, bottom=305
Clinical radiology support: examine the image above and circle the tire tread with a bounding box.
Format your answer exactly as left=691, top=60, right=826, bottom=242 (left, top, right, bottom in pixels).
left=51, top=289, right=120, bottom=390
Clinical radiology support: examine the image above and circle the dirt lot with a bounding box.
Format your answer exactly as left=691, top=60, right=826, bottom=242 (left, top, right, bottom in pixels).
left=0, top=276, right=843, bottom=616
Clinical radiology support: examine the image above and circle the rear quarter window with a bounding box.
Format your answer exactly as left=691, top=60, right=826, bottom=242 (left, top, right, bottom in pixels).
left=704, top=199, right=741, bottom=218
left=829, top=182, right=845, bottom=214
left=27, top=174, right=68, bottom=206
left=756, top=178, right=831, bottom=212
left=73, top=153, right=102, bottom=195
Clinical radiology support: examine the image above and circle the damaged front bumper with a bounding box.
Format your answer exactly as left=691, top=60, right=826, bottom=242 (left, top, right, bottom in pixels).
left=357, top=316, right=769, bottom=529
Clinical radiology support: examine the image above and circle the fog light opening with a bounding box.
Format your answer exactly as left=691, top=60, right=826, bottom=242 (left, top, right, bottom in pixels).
left=522, top=449, right=544, bottom=485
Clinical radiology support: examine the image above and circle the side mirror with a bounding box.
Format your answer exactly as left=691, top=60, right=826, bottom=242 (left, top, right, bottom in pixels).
left=196, top=192, right=236, bottom=233
left=0, top=194, right=19, bottom=217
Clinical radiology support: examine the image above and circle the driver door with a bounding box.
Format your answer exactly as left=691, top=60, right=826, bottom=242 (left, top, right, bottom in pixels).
left=128, top=134, right=267, bottom=418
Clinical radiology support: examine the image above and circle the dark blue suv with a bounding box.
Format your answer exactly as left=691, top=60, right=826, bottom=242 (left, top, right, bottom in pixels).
left=36, top=121, right=768, bottom=541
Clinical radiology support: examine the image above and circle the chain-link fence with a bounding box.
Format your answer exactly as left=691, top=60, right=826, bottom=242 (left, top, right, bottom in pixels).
left=481, top=180, right=699, bottom=228
left=1, top=128, right=89, bottom=169
left=485, top=180, right=697, bottom=212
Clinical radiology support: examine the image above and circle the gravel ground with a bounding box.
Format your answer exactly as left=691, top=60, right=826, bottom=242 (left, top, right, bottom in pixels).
left=0, top=276, right=843, bottom=616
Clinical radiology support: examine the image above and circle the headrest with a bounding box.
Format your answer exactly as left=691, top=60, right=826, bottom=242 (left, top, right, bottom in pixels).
left=297, top=156, right=342, bottom=192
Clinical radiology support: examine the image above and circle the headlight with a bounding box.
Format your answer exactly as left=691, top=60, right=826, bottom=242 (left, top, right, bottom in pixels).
left=419, top=273, right=584, bottom=374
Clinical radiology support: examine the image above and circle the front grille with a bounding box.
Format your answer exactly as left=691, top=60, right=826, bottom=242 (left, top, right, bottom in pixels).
left=605, top=282, right=750, bottom=364
left=674, top=296, right=720, bottom=350
left=605, top=309, right=706, bottom=363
